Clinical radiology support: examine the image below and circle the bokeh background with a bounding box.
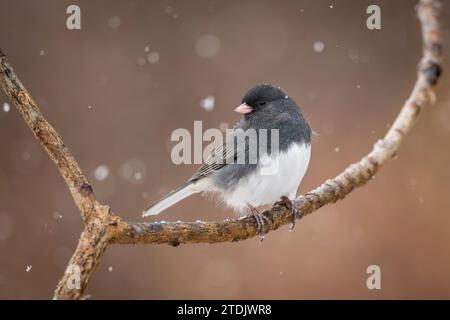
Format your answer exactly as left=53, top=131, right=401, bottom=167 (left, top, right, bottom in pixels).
left=0, top=0, right=449, bottom=299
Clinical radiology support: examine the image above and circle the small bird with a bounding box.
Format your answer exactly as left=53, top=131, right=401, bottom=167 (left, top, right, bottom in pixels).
left=143, top=84, right=311, bottom=236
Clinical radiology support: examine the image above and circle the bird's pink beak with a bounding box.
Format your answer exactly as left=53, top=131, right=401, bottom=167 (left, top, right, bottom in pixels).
left=234, top=103, right=253, bottom=115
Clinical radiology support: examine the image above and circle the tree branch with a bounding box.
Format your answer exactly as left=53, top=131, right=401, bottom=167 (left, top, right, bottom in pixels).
left=0, top=0, right=442, bottom=299
left=109, top=0, right=443, bottom=246
left=54, top=216, right=111, bottom=299
left=0, top=49, right=100, bottom=224
left=0, top=47, right=119, bottom=300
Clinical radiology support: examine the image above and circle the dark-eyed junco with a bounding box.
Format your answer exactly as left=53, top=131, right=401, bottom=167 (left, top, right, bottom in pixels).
left=143, top=84, right=311, bottom=236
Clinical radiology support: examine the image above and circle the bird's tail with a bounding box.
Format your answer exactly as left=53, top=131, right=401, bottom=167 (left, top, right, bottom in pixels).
left=142, top=183, right=198, bottom=217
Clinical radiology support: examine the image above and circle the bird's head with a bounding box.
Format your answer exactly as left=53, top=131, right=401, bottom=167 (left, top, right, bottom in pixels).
left=235, top=84, right=287, bottom=116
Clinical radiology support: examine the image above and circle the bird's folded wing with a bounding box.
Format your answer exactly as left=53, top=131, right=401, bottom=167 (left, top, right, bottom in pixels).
left=188, top=132, right=240, bottom=183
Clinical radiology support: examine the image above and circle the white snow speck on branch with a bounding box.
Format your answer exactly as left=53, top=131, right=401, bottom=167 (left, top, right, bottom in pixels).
left=313, top=41, right=325, bottom=53
left=2, top=102, right=10, bottom=112
left=94, top=165, right=110, bottom=181
left=200, top=96, right=215, bottom=111
left=195, top=34, right=221, bottom=59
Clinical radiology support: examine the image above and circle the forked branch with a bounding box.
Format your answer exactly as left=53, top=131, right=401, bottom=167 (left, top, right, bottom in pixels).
left=0, top=0, right=442, bottom=300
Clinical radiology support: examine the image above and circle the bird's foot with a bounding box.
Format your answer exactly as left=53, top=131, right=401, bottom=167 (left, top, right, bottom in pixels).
left=274, top=196, right=301, bottom=230
left=247, top=204, right=271, bottom=241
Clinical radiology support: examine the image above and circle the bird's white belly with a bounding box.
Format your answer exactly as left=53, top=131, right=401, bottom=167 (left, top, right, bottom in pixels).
left=222, top=142, right=311, bottom=213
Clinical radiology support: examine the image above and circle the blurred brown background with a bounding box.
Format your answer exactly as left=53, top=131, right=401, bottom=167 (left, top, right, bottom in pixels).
left=0, top=0, right=449, bottom=299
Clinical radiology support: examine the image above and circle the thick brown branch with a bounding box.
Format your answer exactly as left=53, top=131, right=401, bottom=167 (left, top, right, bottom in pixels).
left=0, top=0, right=443, bottom=300
left=53, top=203, right=112, bottom=299
left=0, top=50, right=99, bottom=224
left=0, top=48, right=116, bottom=299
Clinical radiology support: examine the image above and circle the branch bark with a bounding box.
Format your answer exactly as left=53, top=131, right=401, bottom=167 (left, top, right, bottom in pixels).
left=0, top=0, right=443, bottom=299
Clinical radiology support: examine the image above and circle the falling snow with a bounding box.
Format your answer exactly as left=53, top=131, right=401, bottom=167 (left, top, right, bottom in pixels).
left=165, top=6, right=173, bottom=14
left=108, top=266, right=113, bottom=272
left=21, top=151, right=31, bottom=161
left=108, top=16, right=121, bottom=29
left=119, top=159, right=146, bottom=184
left=313, top=41, right=325, bottom=53
left=147, top=52, right=160, bottom=64
left=3, top=102, right=10, bottom=113
left=52, top=211, right=63, bottom=220
left=163, top=6, right=179, bottom=18
left=195, top=34, right=221, bottom=59
left=94, top=165, right=110, bottom=181
left=26, top=265, right=32, bottom=272
left=200, top=96, right=215, bottom=112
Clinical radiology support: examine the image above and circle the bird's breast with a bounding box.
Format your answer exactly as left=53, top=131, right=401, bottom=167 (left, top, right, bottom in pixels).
left=220, top=142, right=311, bottom=214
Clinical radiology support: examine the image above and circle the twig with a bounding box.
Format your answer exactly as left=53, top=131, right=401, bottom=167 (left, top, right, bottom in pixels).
left=0, top=0, right=442, bottom=299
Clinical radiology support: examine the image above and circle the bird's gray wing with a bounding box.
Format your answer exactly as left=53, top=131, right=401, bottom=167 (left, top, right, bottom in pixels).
left=188, top=132, right=240, bottom=183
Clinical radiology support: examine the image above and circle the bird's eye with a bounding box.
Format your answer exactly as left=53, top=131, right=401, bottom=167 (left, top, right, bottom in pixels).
left=257, top=101, right=267, bottom=107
